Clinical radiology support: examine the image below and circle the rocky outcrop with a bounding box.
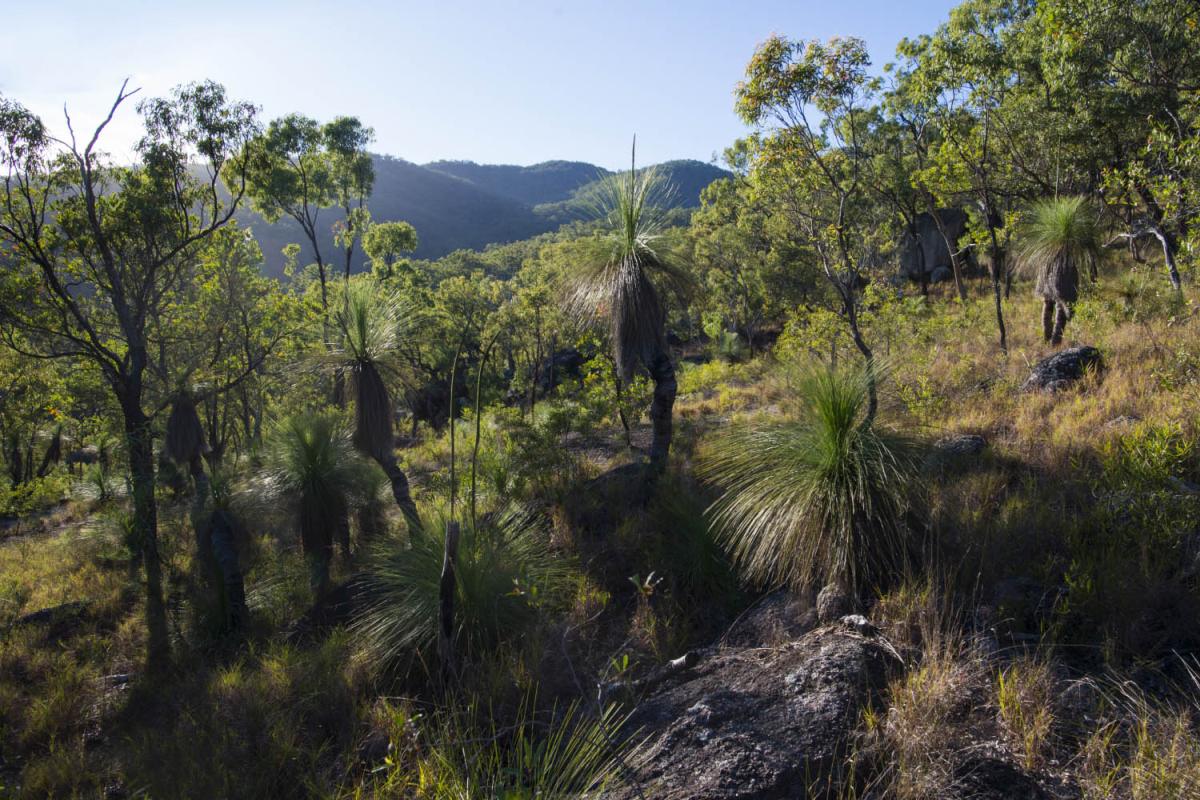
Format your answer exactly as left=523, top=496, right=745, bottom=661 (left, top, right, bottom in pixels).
left=899, top=208, right=969, bottom=282
left=935, top=434, right=988, bottom=458
left=1021, top=346, right=1102, bottom=393
left=608, top=621, right=902, bottom=799
left=947, top=756, right=1049, bottom=800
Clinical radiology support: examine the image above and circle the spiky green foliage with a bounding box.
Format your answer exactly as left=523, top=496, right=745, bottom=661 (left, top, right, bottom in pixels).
left=329, top=279, right=422, bottom=529
left=566, top=148, right=691, bottom=380
left=1018, top=195, right=1103, bottom=305
left=400, top=699, right=633, bottom=799
left=352, top=506, right=570, bottom=670
left=698, top=364, right=917, bottom=596
left=261, top=413, right=376, bottom=592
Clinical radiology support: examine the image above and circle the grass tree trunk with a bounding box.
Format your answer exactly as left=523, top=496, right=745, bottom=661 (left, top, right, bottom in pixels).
left=207, top=510, right=247, bottom=631
left=646, top=349, right=677, bottom=472
left=354, top=363, right=421, bottom=532
left=187, top=457, right=247, bottom=632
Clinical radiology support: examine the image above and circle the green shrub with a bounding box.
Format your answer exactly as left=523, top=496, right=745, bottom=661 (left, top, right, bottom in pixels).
left=352, top=507, right=572, bottom=671
left=699, top=362, right=919, bottom=597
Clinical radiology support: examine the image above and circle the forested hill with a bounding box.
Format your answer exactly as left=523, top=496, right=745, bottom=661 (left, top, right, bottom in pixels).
left=423, top=159, right=601, bottom=205
left=239, top=156, right=729, bottom=275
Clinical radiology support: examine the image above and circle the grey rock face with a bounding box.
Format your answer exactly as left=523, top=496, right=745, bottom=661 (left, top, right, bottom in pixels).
left=935, top=434, right=988, bottom=457
left=1021, top=346, right=1102, bottom=393
left=816, top=584, right=851, bottom=624
left=899, top=208, right=969, bottom=281
left=931, top=265, right=953, bottom=283
left=947, top=756, right=1049, bottom=799
left=606, top=626, right=902, bottom=799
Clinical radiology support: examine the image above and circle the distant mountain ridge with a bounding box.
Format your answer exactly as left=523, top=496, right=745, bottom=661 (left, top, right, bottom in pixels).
left=237, top=155, right=729, bottom=276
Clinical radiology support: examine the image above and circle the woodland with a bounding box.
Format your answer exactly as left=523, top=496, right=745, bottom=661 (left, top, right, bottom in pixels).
left=1, top=1, right=1200, bottom=797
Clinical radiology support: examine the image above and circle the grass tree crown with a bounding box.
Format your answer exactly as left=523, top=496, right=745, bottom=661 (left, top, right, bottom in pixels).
left=565, top=142, right=693, bottom=380
left=699, top=363, right=917, bottom=597
left=1018, top=195, right=1104, bottom=306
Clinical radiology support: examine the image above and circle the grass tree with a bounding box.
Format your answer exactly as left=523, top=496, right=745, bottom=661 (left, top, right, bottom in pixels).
left=698, top=363, right=917, bottom=600
left=1017, top=196, right=1102, bottom=346
left=263, top=412, right=374, bottom=599
left=166, top=392, right=247, bottom=632
left=567, top=143, right=690, bottom=471
left=331, top=280, right=421, bottom=531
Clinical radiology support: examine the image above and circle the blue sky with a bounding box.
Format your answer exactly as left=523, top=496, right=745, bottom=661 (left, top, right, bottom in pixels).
left=1, top=0, right=958, bottom=169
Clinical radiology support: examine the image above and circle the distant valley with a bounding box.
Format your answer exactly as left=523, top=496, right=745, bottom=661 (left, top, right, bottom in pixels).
left=236, top=156, right=729, bottom=275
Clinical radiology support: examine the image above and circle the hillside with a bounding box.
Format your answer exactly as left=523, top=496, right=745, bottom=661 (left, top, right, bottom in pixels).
left=423, top=159, right=602, bottom=205
left=241, top=156, right=730, bottom=275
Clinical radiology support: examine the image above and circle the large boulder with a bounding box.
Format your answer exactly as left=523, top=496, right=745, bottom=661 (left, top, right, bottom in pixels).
left=1021, top=346, right=1102, bottom=393
left=899, top=208, right=969, bottom=282
left=607, top=622, right=902, bottom=799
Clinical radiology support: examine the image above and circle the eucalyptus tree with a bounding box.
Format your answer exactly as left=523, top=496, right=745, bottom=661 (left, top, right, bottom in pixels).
left=1037, top=0, right=1200, bottom=291
left=894, top=1, right=1035, bottom=353
left=325, top=116, right=376, bottom=279
left=688, top=175, right=808, bottom=355
left=241, top=114, right=375, bottom=313
left=566, top=146, right=690, bottom=471
left=736, top=36, right=885, bottom=419
left=0, top=81, right=259, bottom=668
left=164, top=224, right=307, bottom=464
left=363, top=219, right=419, bottom=278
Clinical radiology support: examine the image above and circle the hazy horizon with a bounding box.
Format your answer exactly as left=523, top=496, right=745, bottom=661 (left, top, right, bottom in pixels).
left=1, top=0, right=958, bottom=170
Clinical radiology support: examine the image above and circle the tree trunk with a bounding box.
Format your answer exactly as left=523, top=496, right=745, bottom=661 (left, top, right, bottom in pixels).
left=208, top=510, right=247, bottom=631
left=646, top=349, right=676, bottom=472
left=188, top=457, right=247, bottom=633
left=842, top=288, right=878, bottom=423
left=1042, top=299, right=1055, bottom=343
left=1150, top=225, right=1183, bottom=293
left=123, top=401, right=169, bottom=671
left=987, top=236, right=1008, bottom=354
left=1051, top=302, right=1070, bottom=346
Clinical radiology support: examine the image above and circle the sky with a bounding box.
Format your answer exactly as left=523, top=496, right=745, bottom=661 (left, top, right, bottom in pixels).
left=0, top=0, right=958, bottom=170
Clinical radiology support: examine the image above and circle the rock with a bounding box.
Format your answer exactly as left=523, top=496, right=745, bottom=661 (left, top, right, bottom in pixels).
left=947, top=756, right=1048, bottom=799
left=1021, top=346, right=1102, bottom=393
left=720, top=591, right=815, bottom=648
left=1104, top=414, right=1141, bottom=429
left=839, top=614, right=877, bottom=635
left=899, top=208, right=970, bottom=281
left=930, top=265, right=953, bottom=283
left=935, top=434, right=988, bottom=457
left=606, top=626, right=902, bottom=799
left=563, top=462, right=656, bottom=537
left=537, top=348, right=586, bottom=393
left=358, top=730, right=391, bottom=765
left=15, top=600, right=92, bottom=641
left=817, top=584, right=851, bottom=624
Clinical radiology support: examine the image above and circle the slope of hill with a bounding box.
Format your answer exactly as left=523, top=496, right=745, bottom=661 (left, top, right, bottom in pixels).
left=423, top=159, right=603, bottom=205
left=239, top=155, right=730, bottom=276
left=534, top=160, right=731, bottom=225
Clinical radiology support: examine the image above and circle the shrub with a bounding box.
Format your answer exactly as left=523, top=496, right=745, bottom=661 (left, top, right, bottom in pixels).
left=698, top=362, right=919, bottom=597
left=352, top=507, right=572, bottom=671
